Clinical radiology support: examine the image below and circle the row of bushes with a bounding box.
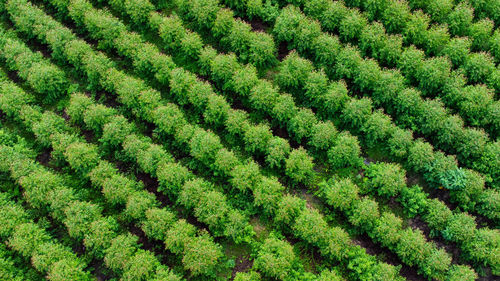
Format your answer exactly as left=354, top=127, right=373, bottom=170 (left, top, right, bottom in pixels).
left=275, top=4, right=500, bottom=164
left=0, top=10, right=331, bottom=279
left=0, top=31, right=69, bottom=103
left=100, top=0, right=277, bottom=68
left=342, top=0, right=500, bottom=62
left=64, top=0, right=325, bottom=186
left=102, top=3, right=499, bottom=276
left=224, top=0, right=500, bottom=163
left=362, top=162, right=500, bottom=274
left=276, top=50, right=499, bottom=221
left=0, top=242, right=42, bottom=281
left=66, top=95, right=347, bottom=281
left=0, top=127, right=182, bottom=280
left=278, top=48, right=500, bottom=270
left=401, top=0, right=500, bottom=31
left=156, top=0, right=498, bottom=220
left=5, top=0, right=403, bottom=279
left=68, top=93, right=259, bottom=243
left=271, top=5, right=500, bottom=190
left=294, top=0, right=500, bottom=139
left=0, top=188, right=92, bottom=281
left=68, top=96, right=347, bottom=280
left=146, top=0, right=364, bottom=171
left=0, top=29, right=232, bottom=277
left=319, top=177, right=477, bottom=280
left=43, top=2, right=484, bottom=279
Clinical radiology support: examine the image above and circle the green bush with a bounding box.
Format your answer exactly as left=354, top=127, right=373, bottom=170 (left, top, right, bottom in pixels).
left=254, top=236, right=295, bottom=280
left=365, top=163, right=406, bottom=198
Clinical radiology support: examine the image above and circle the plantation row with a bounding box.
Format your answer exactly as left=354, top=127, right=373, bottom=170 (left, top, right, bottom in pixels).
left=0, top=3, right=440, bottom=280
left=0, top=0, right=498, bottom=279
left=90, top=0, right=498, bottom=224
left=291, top=0, right=500, bottom=135
left=0, top=22, right=338, bottom=280
left=217, top=0, right=500, bottom=140
left=212, top=0, right=500, bottom=188
left=124, top=0, right=499, bottom=219
left=44, top=0, right=499, bottom=276
left=0, top=0, right=403, bottom=279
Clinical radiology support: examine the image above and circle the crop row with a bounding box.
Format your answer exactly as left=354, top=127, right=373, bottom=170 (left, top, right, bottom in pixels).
left=0, top=26, right=307, bottom=279
left=0, top=73, right=192, bottom=280
left=292, top=0, right=500, bottom=138
left=402, top=0, right=500, bottom=30
left=277, top=53, right=500, bottom=273
left=2, top=0, right=400, bottom=279
left=0, top=241, right=42, bottom=281
left=271, top=5, right=499, bottom=187
left=156, top=0, right=498, bottom=208
left=33, top=0, right=493, bottom=278
left=135, top=0, right=499, bottom=221
left=98, top=0, right=499, bottom=271
left=136, top=0, right=500, bottom=272
left=0, top=33, right=339, bottom=279
left=216, top=0, right=500, bottom=184
left=0, top=111, right=184, bottom=280
left=341, top=0, right=500, bottom=67
left=0, top=172, right=92, bottom=281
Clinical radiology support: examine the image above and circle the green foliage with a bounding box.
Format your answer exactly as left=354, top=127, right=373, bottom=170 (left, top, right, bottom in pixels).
left=105, top=234, right=139, bottom=271
left=275, top=194, right=305, bottom=226
left=182, top=233, right=222, bottom=276
left=234, top=271, right=261, bottom=281
left=441, top=37, right=471, bottom=66
left=424, top=199, right=452, bottom=231
left=8, top=223, right=50, bottom=257
left=254, top=236, right=295, bottom=280
left=47, top=259, right=93, bottom=281
left=462, top=52, right=496, bottom=84
left=398, top=185, right=428, bottom=217
left=469, top=19, right=494, bottom=51
left=244, top=123, right=273, bottom=154
left=309, top=121, right=338, bottom=151
left=266, top=137, right=291, bottom=169
left=327, top=132, right=363, bottom=170
left=348, top=198, right=380, bottom=232
left=293, top=208, right=329, bottom=246
left=339, top=10, right=367, bottom=42
left=285, top=147, right=315, bottom=185
left=321, top=178, right=359, bottom=212
left=254, top=176, right=284, bottom=215
left=64, top=142, right=100, bottom=174
left=125, top=191, right=158, bottom=221
left=365, top=163, right=406, bottom=198
left=278, top=51, right=314, bottom=91
left=442, top=213, right=476, bottom=243
left=373, top=212, right=402, bottom=247
left=164, top=220, right=196, bottom=255
left=122, top=250, right=160, bottom=281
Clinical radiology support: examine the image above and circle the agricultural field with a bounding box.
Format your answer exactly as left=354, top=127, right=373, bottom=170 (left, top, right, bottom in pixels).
left=0, top=0, right=499, bottom=280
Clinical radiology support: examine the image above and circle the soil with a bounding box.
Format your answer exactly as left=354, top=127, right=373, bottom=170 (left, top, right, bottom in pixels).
left=36, top=148, right=52, bottom=166
left=277, top=41, right=290, bottom=61
left=80, top=128, right=95, bottom=143
left=230, top=255, right=253, bottom=280
left=90, top=258, right=114, bottom=281
left=270, top=125, right=299, bottom=149
left=5, top=68, right=21, bottom=84
left=136, top=171, right=171, bottom=208
left=27, top=37, right=52, bottom=59
left=248, top=18, right=269, bottom=32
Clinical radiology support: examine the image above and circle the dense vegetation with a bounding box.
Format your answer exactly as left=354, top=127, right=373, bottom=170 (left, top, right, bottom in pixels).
left=0, top=0, right=498, bottom=280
